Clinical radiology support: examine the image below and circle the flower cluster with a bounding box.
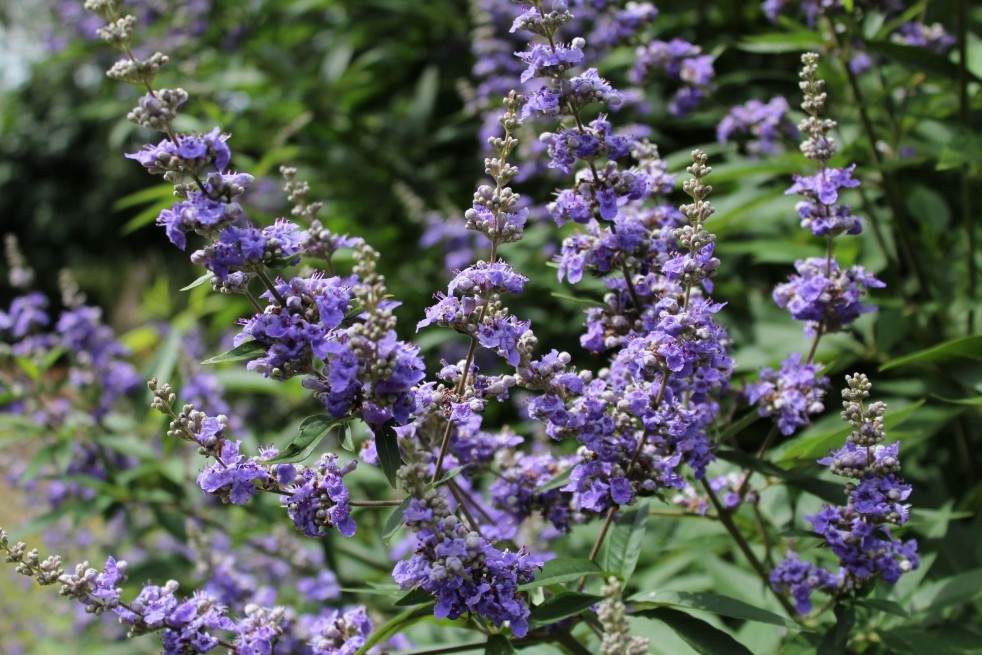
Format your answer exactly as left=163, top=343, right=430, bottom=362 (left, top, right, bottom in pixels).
left=392, top=459, right=540, bottom=637
left=281, top=453, right=357, bottom=538
left=771, top=374, right=918, bottom=614
left=773, top=256, right=884, bottom=335
left=746, top=353, right=829, bottom=436
left=892, top=22, right=956, bottom=54
left=629, top=38, right=715, bottom=116
left=717, top=96, right=798, bottom=157
left=151, top=380, right=359, bottom=538
left=420, top=260, right=531, bottom=367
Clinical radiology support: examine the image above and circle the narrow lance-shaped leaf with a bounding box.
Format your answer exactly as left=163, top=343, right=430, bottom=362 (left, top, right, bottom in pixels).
left=601, top=501, right=649, bottom=584
left=817, top=604, right=855, bottom=655
left=376, top=422, right=402, bottom=488
left=353, top=602, right=437, bottom=655
left=635, top=607, right=754, bottom=655
left=629, top=590, right=803, bottom=631
left=519, top=558, right=605, bottom=590
left=485, top=634, right=518, bottom=655
left=201, top=340, right=267, bottom=365
left=528, top=592, right=602, bottom=628
left=383, top=497, right=412, bottom=545
left=267, top=416, right=351, bottom=464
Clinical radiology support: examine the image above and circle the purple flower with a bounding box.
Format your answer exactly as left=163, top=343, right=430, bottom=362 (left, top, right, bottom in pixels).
left=630, top=38, right=715, bottom=116
left=717, top=96, right=797, bottom=156
left=127, top=128, right=231, bottom=175
left=283, top=453, right=357, bottom=538
left=516, top=41, right=584, bottom=82
left=393, top=516, right=540, bottom=637
left=236, top=273, right=351, bottom=379
left=786, top=165, right=860, bottom=206
left=892, top=21, right=955, bottom=54
left=746, top=353, right=829, bottom=435
left=770, top=553, right=840, bottom=614
left=196, top=440, right=269, bottom=505
left=772, top=257, right=885, bottom=334
left=308, top=606, right=373, bottom=655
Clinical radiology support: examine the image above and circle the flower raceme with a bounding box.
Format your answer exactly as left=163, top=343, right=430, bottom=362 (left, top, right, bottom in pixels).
left=0, top=0, right=935, bottom=653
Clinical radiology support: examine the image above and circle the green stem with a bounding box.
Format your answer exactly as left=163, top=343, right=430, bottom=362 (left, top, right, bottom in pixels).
left=957, top=0, right=976, bottom=334
left=701, top=478, right=800, bottom=620
left=828, top=26, right=931, bottom=304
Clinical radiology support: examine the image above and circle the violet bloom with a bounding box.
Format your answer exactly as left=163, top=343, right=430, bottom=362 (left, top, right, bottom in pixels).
left=892, top=22, right=955, bottom=54
left=127, top=127, right=231, bottom=176
left=717, top=96, right=797, bottom=156
left=308, top=606, right=373, bottom=655
left=786, top=164, right=860, bottom=206
left=630, top=38, right=715, bottom=116
left=196, top=440, right=269, bottom=505
left=773, top=374, right=919, bottom=613
left=236, top=273, right=351, bottom=380
left=772, top=257, right=885, bottom=335
left=392, top=510, right=540, bottom=636
left=769, top=553, right=840, bottom=614
left=56, top=305, right=140, bottom=418
left=746, top=352, right=829, bottom=435
left=283, top=453, right=357, bottom=538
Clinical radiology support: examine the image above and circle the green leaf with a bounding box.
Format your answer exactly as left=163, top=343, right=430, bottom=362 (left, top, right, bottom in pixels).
left=529, top=592, right=602, bottom=628
left=880, top=335, right=982, bottom=371
left=201, top=340, right=267, bottom=365
left=865, top=40, right=982, bottom=84
left=14, top=356, right=41, bottom=384
left=382, top=497, right=412, bottom=544
left=353, top=603, right=436, bottom=655
left=931, top=394, right=982, bottom=406
left=774, top=400, right=925, bottom=465
left=484, top=634, right=517, bottom=655
left=601, top=502, right=649, bottom=584
left=180, top=272, right=215, bottom=291
left=550, top=291, right=605, bottom=307
left=629, top=590, right=803, bottom=631
left=536, top=467, right=572, bottom=492
left=737, top=30, right=823, bottom=53
left=376, top=423, right=402, bottom=488
left=847, top=598, right=908, bottom=618
left=880, top=625, right=982, bottom=655
left=635, top=607, right=754, bottom=655
left=267, top=416, right=350, bottom=464
left=519, top=558, right=605, bottom=590
left=428, top=464, right=469, bottom=490
left=338, top=424, right=355, bottom=451
left=817, top=604, right=855, bottom=655
left=395, top=587, right=433, bottom=607
left=719, top=410, right=762, bottom=442
left=909, top=567, right=982, bottom=614
left=112, top=183, right=173, bottom=211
